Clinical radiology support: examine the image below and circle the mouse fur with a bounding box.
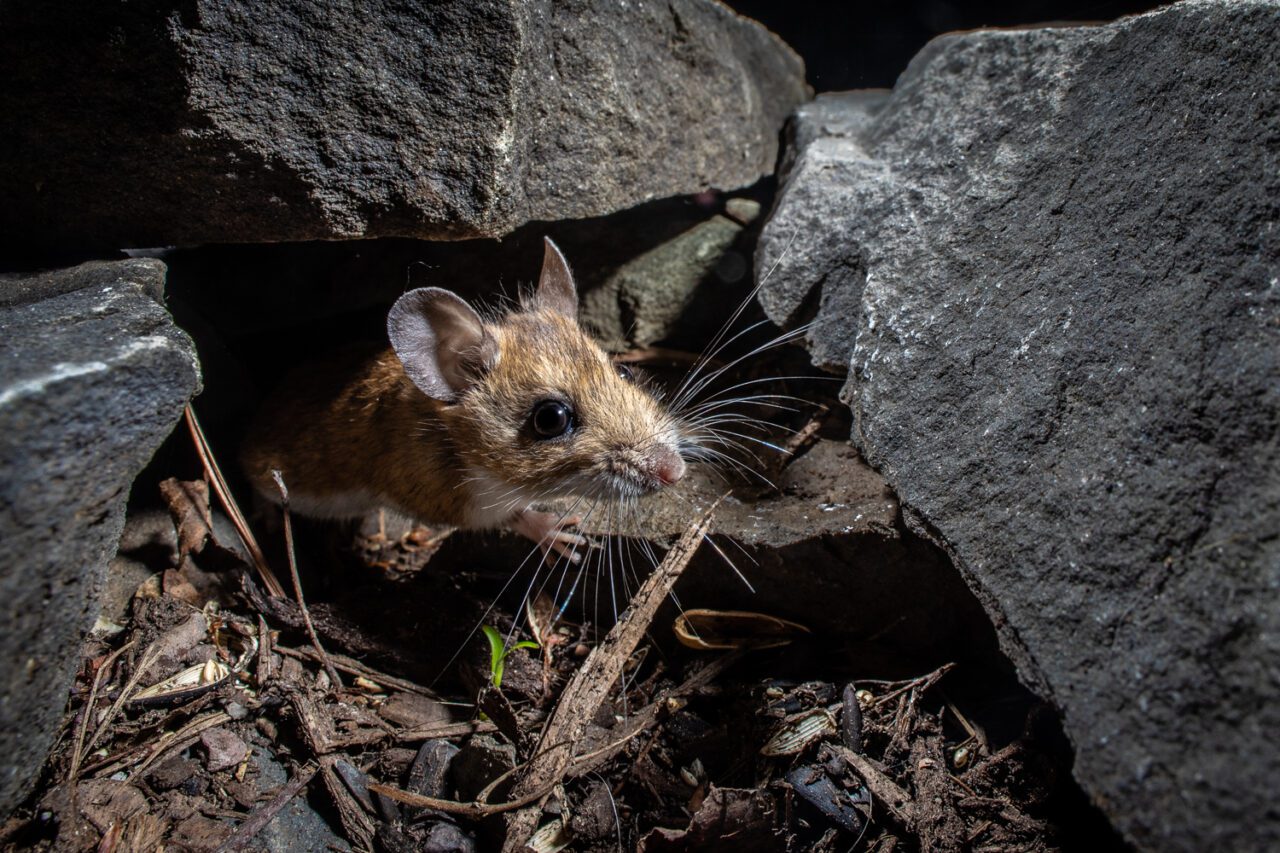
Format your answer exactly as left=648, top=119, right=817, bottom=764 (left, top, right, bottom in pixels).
left=241, top=238, right=688, bottom=558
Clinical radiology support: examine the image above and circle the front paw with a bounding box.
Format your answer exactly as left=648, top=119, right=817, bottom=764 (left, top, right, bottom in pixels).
left=511, top=509, right=587, bottom=565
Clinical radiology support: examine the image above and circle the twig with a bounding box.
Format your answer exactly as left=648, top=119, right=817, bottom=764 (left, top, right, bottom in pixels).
left=945, top=701, right=989, bottom=756
left=368, top=779, right=560, bottom=820
left=833, top=745, right=916, bottom=828
left=271, top=470, right=342, bottom=690
left=274, top=645, right=438, bottom=698
left=501, top=499, right=720, bottom=851
left=872, top=663, right=955, bottom=708
left=90, top=710, right=233, bottom=778
left=257, top=616, right=274, bottom=685
left=83, top=642, right=162, bottom=759
left=216, top=762, right=319, bottom=852
left=68, top=641, right=135, bottom=782
left=569, top=653, right=740, bottom=779
left=185, top=405, right=286, bottom=598
left=394, top=720, right=497, bottom=743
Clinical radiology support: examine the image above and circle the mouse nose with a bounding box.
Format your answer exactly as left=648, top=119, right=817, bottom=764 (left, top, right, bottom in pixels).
left=650, top=447, right=686, bottom=487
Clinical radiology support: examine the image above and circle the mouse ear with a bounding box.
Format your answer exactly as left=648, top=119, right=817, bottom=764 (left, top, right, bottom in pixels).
left=533, top=237, right=578, bottom=317
left=388, top=288, right=498, bottom=401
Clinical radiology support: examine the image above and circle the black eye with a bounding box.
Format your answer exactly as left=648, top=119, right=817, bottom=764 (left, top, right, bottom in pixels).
left=530, top=399, right=574, bottom=439
left=615, top=363, right=634, bottom=382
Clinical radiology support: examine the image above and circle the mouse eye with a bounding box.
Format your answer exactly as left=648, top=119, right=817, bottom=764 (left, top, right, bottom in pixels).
left=530, top=399, right=574, bottom=439
left=615, top=363, right=634, bottom=382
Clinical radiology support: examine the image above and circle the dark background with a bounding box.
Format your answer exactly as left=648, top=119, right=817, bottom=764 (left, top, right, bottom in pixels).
left=725, top=0, right=1172, bottom=91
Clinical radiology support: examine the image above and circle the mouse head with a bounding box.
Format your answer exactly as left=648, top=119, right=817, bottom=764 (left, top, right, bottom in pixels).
left=388, top=238, right=687, bottom=505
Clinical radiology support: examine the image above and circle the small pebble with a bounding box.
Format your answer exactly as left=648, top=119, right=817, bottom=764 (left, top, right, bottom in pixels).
left=202, top=727, right=250, bottom=773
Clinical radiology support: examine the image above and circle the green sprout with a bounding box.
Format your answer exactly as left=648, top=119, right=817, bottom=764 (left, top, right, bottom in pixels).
left=481, top=625, right=539, bottom=688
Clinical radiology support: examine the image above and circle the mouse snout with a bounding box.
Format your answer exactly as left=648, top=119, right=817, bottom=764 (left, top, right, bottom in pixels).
left=648, top=446, right=686, bottom=487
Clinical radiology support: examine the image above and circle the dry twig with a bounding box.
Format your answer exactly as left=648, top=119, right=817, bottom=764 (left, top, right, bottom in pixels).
left=275, top=645, right=438, bottom=698
left=68, top=641, right=134, bottom=782
left=184, top=405, right=286, bottom=597
left=501, top=500, right=719, bottom=850
left=215, top=762, right=319, bottom=852
left=271, top=470, right=343, bottom=689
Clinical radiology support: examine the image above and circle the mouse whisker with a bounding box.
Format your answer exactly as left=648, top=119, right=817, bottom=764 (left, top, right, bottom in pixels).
left=672, top=323, right=816, bottom=414
left=691, top=434, right=773, bottom=471
left=668, top=228, right=800, bottom=410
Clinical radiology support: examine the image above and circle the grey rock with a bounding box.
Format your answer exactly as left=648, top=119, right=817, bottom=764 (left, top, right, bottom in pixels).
left=450, top=735, right=516, bottom=803
left=250, top=746, right=352, bottom=853
left=0, top=0, right=807, bottom=250
left=100, top=509, right=176, bottom=625
left=201, top=727, right=250, bottom=773
left=756, top=91, right=891, bottom=373
left=0, top=259, right=200, bottom=817
left=576, top=440, right=1001, bottom=660
left=580, top=214, right=748, bottom=351
left=758, top=2, right=1280, bottom=849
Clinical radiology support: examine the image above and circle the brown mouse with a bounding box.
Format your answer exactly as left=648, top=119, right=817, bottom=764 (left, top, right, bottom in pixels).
left=240, top=238, right=688, bottom=561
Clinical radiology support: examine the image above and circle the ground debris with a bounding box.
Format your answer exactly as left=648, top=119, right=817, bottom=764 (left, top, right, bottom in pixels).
left=8, top=462, right=1083, bottom=853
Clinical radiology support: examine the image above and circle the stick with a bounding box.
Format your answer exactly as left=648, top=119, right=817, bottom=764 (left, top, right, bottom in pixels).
left=274, top=645, right=438, bottom=698
left=185, top=405, right=287, bottom=598
left=272, top=470, right=343, bottom=690
left=68, top=641, right=134, bottom=782
left=368, top=779, right=560, bottom=820
left=502, top=500, right=720, bottom=851
left=216, top=763, right=319, bottom=852
left=83, top=643, right=161, bottom=758
left=393, top=720, right=497, bottom=743
left=368, top=655, right=734, bottom=830
left=832, top=746, right=916, bottom=828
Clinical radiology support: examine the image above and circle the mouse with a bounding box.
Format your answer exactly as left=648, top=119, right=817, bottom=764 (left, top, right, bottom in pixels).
left=240, top=237, right=688, bottom=562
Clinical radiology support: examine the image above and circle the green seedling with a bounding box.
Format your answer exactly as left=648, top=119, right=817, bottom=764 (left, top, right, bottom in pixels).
left=481, top=625, right=539, bottom=688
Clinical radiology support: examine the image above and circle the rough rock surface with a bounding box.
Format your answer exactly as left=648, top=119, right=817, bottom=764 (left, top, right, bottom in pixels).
left=581, top=208, right=757, bottom=351
left=758, top=2, right=1280, bottom=849
left=0, top=260, right=201, bottom=816
left=577, top=440, right=1004, bottom=665
left=0, top=0, right=806, bottom=250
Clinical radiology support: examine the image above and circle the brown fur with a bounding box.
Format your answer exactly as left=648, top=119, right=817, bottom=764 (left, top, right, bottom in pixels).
left=241, top=305, right=685, bottom=531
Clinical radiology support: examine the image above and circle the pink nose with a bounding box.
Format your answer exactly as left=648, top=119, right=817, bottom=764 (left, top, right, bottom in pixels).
left=651, top=448, right=686, bottom=486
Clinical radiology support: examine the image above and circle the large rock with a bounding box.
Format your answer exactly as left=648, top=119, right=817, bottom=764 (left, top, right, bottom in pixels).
left=757, top=2, right=1280, bottom=849
left=577, top=439, right=1004, bottom=666
left=0, top=0, right=806, bottom=250
left=0, top=260, right=201, bottom=816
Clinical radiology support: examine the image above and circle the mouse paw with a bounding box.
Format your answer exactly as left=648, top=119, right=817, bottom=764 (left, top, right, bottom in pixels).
left=512, top=510, right=587, bottom=566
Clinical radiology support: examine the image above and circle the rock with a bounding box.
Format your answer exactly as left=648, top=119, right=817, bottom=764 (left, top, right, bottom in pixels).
left=147, top=756, right=204, bottom=792
left=201, top=727, right=250, bottom=773
left=580, top=214, right=751, bottom=351
left=0, top=259, right=200, bottom=817
left=450, top=735, right=516, bottom=803
left=757, top=2, right=1280, bottom=849
left=421, top=822, right=477, bottom=853
left=0, top=1, right=807, bottom=250
left=576, top=440, right=1004, bottom=666
left=754, top=90, right=890, bottom=373
left=377, top=692, right=452, bottom=730
left=249, top=746, right=352, bottom=853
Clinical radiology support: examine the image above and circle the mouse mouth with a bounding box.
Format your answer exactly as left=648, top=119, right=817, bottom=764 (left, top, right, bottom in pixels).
left=604, top=449, right=686, bottom=498
left=610, top=471, right=665, bottom=498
